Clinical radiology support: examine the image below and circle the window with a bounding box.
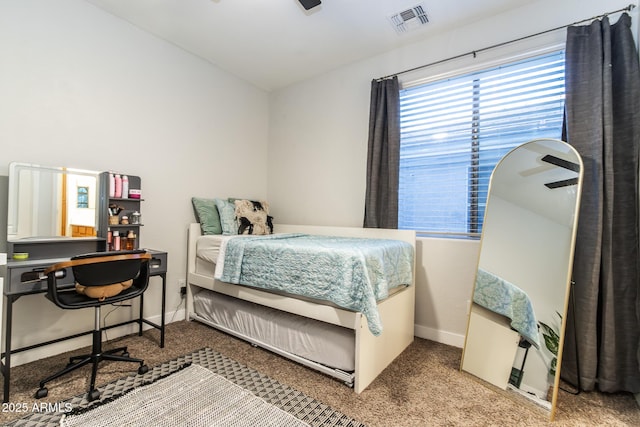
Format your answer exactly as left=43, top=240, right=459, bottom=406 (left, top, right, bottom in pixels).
left=77, top=186, right=89, bottom=208
left=398, top=51, right=565, bottom=236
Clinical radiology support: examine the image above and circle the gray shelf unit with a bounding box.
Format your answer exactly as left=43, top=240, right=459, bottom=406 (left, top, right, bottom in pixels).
left=99, top=172, right=143, bottom=250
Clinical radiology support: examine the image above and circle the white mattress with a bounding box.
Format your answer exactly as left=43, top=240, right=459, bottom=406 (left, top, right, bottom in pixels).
left=193, top=288, right=356, bottom=372
left=196, top=234, right=227, bottom=264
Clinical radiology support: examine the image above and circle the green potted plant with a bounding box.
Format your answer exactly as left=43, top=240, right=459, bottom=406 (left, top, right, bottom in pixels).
left=539, top=312, right=562, bottom=402
left=539, top=312, right=562, bottom=376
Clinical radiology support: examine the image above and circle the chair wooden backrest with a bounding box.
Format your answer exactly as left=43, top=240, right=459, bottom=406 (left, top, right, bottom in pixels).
left=44, top=250, right=152, bottom=309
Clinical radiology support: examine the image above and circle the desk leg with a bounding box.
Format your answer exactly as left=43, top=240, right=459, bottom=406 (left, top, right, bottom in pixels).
left=138, top=274, right=165, bottom=348
left=3, top=295, right=15, bottom=403
left=160, top=274, right=165, bottom=348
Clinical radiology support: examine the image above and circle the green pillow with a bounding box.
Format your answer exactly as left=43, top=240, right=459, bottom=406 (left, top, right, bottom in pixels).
left=191, top=197, right=222, bottom=235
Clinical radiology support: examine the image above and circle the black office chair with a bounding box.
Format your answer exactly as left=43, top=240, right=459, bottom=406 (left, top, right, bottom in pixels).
left=35, top=250, right=152, bottom=401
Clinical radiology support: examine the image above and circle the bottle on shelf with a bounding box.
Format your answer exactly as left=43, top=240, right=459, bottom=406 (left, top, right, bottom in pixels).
left=122, top=175, right=129, bottom=199
left=126, top=230, right=136, bottom=250
left=109, top=173, right=115, bottom=198
left=107, top=228, right=113, bottom=251
left=114, top=174, right=122, bottom=198
left=131, top=211, right=141, bottom=224
left=113, top=231, right=121, bottom=251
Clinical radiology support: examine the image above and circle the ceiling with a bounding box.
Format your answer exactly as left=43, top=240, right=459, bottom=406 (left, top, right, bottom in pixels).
left=85, top=0, right=536, bottom=91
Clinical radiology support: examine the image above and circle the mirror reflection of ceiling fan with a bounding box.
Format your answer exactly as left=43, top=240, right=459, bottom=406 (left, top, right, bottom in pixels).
left=540, top=155, right=580, bottom=188
left=519, top=143, right=580, bottom=188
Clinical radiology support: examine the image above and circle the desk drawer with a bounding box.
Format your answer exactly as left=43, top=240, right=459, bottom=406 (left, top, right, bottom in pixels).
left=148, top=251, right=167, bottom=276
left=5, top=264, right=74, bottom=294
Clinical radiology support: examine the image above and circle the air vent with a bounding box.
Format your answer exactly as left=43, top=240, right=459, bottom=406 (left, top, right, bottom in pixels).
left=389, top=4, right=429, bottom=34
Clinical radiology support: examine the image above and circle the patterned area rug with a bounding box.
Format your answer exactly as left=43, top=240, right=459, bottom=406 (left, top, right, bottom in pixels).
left=9, top=347, right=366, bottom=427
left=59, top=364, right=309, bottom=427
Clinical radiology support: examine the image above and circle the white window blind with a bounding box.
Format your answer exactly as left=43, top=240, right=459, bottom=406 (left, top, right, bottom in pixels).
left=398, top=51, right=566, bottom=236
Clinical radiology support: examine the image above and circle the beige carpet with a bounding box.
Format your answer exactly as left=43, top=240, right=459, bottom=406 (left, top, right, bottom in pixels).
left=1, top=320, right=638, bottom=426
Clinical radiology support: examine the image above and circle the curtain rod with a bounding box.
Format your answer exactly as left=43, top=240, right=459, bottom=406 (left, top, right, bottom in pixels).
left=376, top=3, right=636, bottom=81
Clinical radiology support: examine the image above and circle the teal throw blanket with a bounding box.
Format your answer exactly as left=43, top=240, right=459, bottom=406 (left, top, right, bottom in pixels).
left=473, top=268, right=541, bottom=348
left=216, top=233, right=414, bottom=336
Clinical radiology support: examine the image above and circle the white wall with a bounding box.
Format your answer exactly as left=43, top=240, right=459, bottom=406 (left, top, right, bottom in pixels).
left=267, top=0, right=639, bottom=347
left=0, top=0, right=269, bottom=364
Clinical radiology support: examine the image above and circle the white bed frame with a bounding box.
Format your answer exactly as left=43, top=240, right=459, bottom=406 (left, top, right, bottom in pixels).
left=186, top=223, right=416, bottom=393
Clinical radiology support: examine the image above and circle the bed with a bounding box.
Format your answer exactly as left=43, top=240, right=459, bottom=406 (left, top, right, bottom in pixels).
left=473, top=268, right=540, bottom=349
left=186, top=223, right=416, bottom=393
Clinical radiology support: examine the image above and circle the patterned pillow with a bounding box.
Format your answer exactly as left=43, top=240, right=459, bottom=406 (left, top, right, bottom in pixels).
left=214, top=198, right=239, bottom=235
left=234, top=199, right=273, bottom=235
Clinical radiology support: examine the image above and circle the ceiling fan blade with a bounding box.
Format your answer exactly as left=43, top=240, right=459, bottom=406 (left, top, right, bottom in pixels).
left=545, top=177, right=579, bottom=189
left=541, top=154, right=580, bottom=172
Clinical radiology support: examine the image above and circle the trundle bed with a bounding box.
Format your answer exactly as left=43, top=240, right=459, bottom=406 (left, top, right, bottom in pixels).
left=186, top=223, right=416, bottom=393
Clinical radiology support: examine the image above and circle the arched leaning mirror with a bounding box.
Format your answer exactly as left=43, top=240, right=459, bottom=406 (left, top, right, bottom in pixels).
left=460, top=138, right=583, bottom=421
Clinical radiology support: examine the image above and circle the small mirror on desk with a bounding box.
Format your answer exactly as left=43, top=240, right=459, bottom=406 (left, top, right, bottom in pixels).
left=6, top=162, right=106, bottom=261
left=7, top=162, right=101, bottom=241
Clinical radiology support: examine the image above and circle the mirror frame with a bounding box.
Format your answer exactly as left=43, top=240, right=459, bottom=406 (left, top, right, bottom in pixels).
left=460, top=139, right=583, bottom=421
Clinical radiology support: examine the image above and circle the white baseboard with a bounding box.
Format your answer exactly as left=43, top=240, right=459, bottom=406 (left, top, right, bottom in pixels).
left=163, top=307, right=187, bottom=325
left=414, top=324, right=465, bottom=348
left=10, top=308, right=186, bottom=367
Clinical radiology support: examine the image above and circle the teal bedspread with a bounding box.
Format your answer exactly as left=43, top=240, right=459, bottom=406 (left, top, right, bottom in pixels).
left=473, top=268, right=541, bottom=349
left=214, top=233, right=414, bottom=336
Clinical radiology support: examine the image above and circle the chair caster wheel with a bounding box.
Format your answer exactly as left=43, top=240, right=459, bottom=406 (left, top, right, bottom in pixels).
left=138, top=365, right=149, bottom=375
left=88, top=389, right=101, bottom=401
left=35, top=387, right=48, bottom=399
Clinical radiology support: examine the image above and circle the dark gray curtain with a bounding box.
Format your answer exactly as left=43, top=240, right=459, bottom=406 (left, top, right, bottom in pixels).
left=363, top=77, right=400, bottom=229
left=562, top=12, right=640, bottom=393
